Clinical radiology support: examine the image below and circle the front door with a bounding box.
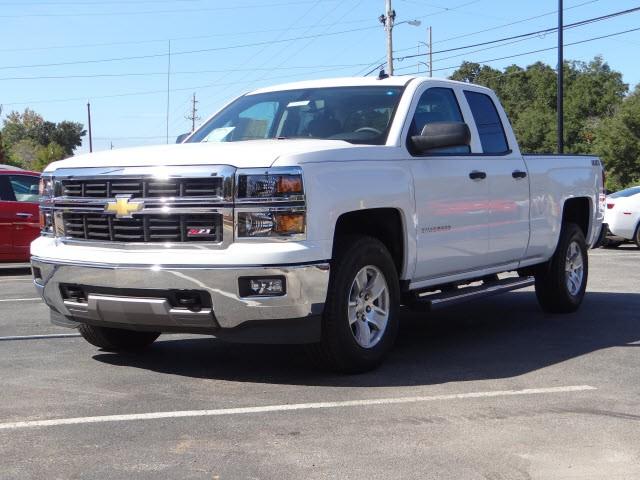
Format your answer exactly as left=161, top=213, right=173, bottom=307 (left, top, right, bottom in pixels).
left=408, top=86, right=490, bottom=282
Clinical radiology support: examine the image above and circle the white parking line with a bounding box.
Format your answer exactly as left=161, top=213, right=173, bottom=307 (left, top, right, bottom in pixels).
left=0, top=298, right=41, bottom=303
left=0, top=385, right=596, bottom=431
left=0, top=333, right=81, bottom=342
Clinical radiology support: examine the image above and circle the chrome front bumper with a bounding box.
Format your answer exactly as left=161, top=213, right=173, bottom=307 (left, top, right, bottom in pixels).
left=31, top=257, right=329, bottom=343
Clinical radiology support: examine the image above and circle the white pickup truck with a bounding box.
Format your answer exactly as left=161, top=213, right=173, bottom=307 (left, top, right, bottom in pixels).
left=32, top=76, right=605, bottom=372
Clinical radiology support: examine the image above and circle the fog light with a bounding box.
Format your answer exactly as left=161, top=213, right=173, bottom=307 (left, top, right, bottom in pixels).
left=239, top=276, right=286, bottom=297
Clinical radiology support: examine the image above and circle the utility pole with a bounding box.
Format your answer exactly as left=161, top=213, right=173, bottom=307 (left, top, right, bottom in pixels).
left=86, top=101, right=93, bottom=153
left=557, top=0, right=564, bottom=154
left=186, top=93, right=200, bottom=132
left=379, top=0, right=396, bottom=75
left=428, top=26, right=433, bottom=78
left=166, top=39, right=171, bottom=145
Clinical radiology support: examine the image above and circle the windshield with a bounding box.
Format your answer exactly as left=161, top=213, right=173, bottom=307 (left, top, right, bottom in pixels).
left=610, top=186, right=640, bottom=198
left=186, top=86, right=404, bottom=145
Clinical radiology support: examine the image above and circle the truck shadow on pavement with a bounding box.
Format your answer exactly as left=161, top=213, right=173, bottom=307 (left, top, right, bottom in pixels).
left=93, top=291, right=640, bottom=387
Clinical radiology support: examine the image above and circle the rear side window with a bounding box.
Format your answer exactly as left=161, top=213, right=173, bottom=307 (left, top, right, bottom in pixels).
left=9, top=175, right=40, bottom=202
left=464, top=91, right=509, bottom=154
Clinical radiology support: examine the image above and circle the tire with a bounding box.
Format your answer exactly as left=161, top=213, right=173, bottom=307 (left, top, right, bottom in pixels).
left=534, top=223, right=588, bottom=314
left=306, top=236, right=400, bottom=373
left=78, top=324, right=160, bottom=352
left=634, top=223, right=640, bottom=249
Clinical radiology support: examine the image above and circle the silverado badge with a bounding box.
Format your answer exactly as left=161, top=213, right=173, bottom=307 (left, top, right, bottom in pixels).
left=105, top=195, right=144, bottom=218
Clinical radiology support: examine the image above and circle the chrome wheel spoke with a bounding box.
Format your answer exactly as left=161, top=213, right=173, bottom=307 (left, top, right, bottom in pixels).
left=347, top=265, right=390, bottom=349
left=355, top=320, right=372, bottom=347
left=355, top=269, right=368, bottom=292
left=367, top=309, right=387, bottom=331
left=369, top=272, right=386, bottom=301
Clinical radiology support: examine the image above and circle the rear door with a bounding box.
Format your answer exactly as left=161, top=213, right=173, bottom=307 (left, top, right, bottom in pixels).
left=0, top=176, right=15, bottom=258
left=463, top=90, right=530, bottom=268
left=5, top=174, right=41, bottom=260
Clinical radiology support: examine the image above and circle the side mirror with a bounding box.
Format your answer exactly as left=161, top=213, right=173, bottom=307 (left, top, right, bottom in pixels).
left=175, top=132, right=190, bottom=144
left=410, top=122, right=471, bottom=153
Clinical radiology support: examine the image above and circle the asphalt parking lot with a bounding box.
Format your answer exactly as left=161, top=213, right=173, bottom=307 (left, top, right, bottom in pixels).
left=1, top=248, right=639, bottom=479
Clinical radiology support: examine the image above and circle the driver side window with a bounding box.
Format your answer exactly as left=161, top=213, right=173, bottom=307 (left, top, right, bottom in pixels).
left=410, top=87, right=470, bottom=154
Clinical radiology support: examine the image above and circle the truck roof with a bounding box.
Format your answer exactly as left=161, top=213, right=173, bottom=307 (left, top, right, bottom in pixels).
left=247, top=75, right=483, bottom=95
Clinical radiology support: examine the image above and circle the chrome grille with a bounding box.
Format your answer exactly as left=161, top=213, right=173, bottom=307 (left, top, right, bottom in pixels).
left=62, top=213, right=222, bottom=243
left=61, top=177, right=224, bottom=198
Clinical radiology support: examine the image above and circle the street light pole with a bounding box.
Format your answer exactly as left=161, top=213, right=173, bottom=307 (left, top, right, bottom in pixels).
left=557, top=0, right=564, bottom=154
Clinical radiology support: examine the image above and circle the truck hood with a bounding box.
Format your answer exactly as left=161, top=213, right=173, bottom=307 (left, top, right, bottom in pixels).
left=45, top=139, right=361, bottom=172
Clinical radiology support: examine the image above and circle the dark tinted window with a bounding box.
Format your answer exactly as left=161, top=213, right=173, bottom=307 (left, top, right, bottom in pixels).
left=410, top=87, right=469, bottom=154
left=464, top=91, right=509, bottom=154
left=0, top=177, right=16, bottom=201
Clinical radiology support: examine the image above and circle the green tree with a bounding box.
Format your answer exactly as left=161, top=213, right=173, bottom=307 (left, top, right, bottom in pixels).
left=34, top=142, right=66, bottom=171
left=1, top=108, right=85, bottom=163
left=8, top=138, right=39, bottom=170
left=50, top=120, right=85, bottom=155
left=449, top=56, right=628, bottom=156
left=594, top=86, right=640, bottom=188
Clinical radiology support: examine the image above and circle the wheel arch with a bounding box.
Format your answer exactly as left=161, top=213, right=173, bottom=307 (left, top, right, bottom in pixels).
left=332, top=208, right=408, bottom=279
left=561, top=196, right=592, bottom=240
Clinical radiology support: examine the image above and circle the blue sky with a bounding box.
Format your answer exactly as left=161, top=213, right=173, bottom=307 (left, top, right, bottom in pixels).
left=1, top=0, right=639, bottom=154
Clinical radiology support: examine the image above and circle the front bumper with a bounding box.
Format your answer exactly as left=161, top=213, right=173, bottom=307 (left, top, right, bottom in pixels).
left=31, top=257, right=329, bottom=344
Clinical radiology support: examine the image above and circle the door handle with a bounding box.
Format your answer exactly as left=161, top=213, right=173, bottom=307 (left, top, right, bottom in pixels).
left=512, top=170, right=527, bottom=179
left=16, top=212, right=33, bottom=218
left=469, top=171, right=487, bottom=180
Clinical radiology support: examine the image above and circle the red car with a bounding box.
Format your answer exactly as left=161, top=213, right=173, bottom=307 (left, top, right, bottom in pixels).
left=0, top=166, right=41, bottom=262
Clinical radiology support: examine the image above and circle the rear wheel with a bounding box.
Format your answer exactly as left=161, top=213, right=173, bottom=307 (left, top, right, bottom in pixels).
left=534, top=223, right=588, bottom=313
left=306, top=236, right=400, bottom=373
left=78, top=324, right=160, bottom=352
left=634, top=223, right=640, bottom=249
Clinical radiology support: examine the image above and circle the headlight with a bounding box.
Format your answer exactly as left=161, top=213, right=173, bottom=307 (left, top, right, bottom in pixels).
left=235, top=168, right=306, bottom=241
left=236, top=169, right=304, bottom=201
left=237, top=209, right=306, bottom=239
left=38, top=175, right=55, bottom=236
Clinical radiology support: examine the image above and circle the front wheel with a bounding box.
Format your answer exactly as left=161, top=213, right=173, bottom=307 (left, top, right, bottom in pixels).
left=306, top=236, right=400, bottom=373
left=78, top=324, right=160, bottom=352
left=534, top=223, right=588, bottom=313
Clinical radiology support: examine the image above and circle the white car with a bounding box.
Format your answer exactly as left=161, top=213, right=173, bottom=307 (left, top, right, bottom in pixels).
left=604, top=186, right=640, bottom=248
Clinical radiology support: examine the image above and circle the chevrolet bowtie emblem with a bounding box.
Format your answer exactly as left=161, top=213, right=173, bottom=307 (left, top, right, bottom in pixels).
left=105, top=196, right=144, bottom=218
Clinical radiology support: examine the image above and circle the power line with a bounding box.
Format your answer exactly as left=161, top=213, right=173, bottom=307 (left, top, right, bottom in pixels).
left=0, top=61, right=359, bottom=107
left=394, top=6, right=640, bottom=62
left=0, top=17, right=378, bottom=54
left=358, top=0, right=602, bottom=75
left=437, top=0, right=601, bottom=44
left=402, top=26, right=640, bottom=75
left=0, top=0, right=340, bottom=17
left=0, top=24, right=378, bottom=71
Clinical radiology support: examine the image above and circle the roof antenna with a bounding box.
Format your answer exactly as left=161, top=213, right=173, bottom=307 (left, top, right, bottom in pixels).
left=378, top=69, right=389, bottom=80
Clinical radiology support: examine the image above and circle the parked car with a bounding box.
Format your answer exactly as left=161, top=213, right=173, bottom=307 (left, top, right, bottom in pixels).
left=604, top=185, right=640, bottom=248
left=32, top=76, right=604, bottom=372
left=0, top=166, right=41, bottom=262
